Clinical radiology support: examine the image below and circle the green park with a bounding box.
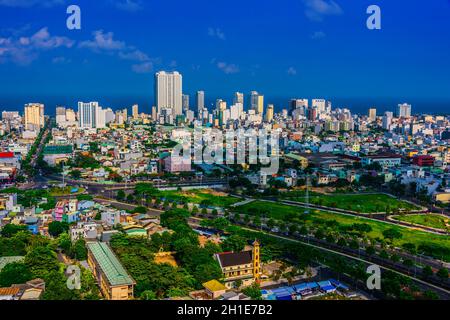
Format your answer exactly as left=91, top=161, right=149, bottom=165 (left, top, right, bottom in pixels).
left=280, top=191, right=421, bottom=214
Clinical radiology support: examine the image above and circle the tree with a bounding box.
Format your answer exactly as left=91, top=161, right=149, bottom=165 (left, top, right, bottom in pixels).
left=25, top=246, right=60, bottom=280
left=132, top=206, right=147, bottom=214
left=48, top=221, right=69, bottom=237
left=365, top=246, right=376, bottom=256
left=116, top=190, right=126, bottom=201
left=437, top=268, right=449, bottom=279
left=222, top=235, right=246, bottom=252
left=242, top=283, right=262, bottom=300
left=141, top=290, right=157, bottom=300
left=70, top=170, right=82, bottom=179
left=71, top=239, right=87, bottom=260
left=0, top=262, right=33, bottom=287
left=0, top=224, right=28, bottom=237
left=402, top=259, right=414, bottom=268
left=382, top=228, right=403, bottom=241
left=126, top=194, right=135, bottom=203
left=422, top=265, right=434, bottom=278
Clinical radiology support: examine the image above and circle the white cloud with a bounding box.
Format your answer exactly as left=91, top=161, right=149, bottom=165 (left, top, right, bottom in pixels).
left=79, top=30, right=126, bottom=52
left=0, top=27, right=73, bottom=65
left=208, top=28, right=226, bottom=40
left=52, top=56, right=71, bottom=64
left=217, top=61, right=239, bottom=74
left=132, top=61, right=153, bottom=73
left=303, top=0, right=343, bottom=22
left=287, top=67, right=297, bottom=76
left=311, top=31, right=326, bottom=39
left=0, top=0, right=64, bottom=7
left=79, top=30, right=157, bottom=74
left=114, top=0, right=142, bottom=12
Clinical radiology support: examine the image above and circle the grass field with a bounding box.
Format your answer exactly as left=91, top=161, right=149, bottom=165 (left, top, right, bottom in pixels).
left=393, top=214, right=450, bottom=231
left=281, top=192, right=420, bottom=213
left=232, top=201, right=450, bottom=261
left=49, top=186, right=86, bottom=196
left=157, top=189, right=240, bottom=208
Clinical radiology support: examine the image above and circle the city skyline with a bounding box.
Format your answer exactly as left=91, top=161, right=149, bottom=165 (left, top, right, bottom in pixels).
left=1, top=0, right=450, bottom=114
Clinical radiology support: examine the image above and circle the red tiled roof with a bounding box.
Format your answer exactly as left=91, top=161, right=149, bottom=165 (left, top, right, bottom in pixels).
left=0, top=152, right=14, bottom=158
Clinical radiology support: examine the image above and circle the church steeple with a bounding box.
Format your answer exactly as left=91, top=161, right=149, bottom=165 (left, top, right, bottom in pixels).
left=252, top=240, right=261, bottom=283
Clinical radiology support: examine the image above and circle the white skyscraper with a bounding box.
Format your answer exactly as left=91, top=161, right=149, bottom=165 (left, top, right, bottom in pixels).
left=312, top=99, right=326, bottom=114
left=397, top=103, right=412, bottom=118
left=154, top=71, right=183, bottom=117
left=234, top=92, right=244, bottom=105
left=383, top=111, right=394, bottom=130
left=78, top=102, right=106, bottom=129
left=182, top=94, right=190, bottom=113
left=196, top=91, right=205, bottom=114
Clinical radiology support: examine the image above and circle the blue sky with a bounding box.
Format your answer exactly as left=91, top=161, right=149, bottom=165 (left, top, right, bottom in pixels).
left=1, top=0, right=450, bottom=113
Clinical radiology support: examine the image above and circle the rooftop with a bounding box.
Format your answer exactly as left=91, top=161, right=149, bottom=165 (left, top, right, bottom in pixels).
left=86, top=242, right=135, bottom=287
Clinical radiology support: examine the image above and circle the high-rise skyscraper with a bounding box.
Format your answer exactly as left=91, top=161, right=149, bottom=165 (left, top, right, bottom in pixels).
left=56, top=107, right=66, bottom=126
left=78, top=102, right=106, bottom=129
left=368, top=108, right=377, bottom=122
left=383, top=111, right=394, bottom=130
left=196, top=91, right=205, bottom=115
left=265, top=104, right=274, bottom=122
left=154, top=71, right=183, bottom=117
left=182, top=94, right=190, bottom=113
left=250, top=91, right=264, bottom=115
left=216, top=99, right=227, bottom=112
left=289, top=99, right=308, bottom=116
left=397, top=103, right=412, bottom=118
left=132, top=104, right=139, bottom=119
left=312, top=99, right=326, bottom=114
left=24, top=103, right=45, bottom=131
left=234, top=92, right=244, bottom=105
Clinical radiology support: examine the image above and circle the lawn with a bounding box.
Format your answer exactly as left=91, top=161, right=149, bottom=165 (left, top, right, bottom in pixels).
left=49, top=186, right=86, bottom=196
left=393, top=214, right=450, bottom=231
left=232, top=201, right=450, bottom=261
left=281, top=192, right=420, bottom=213
left=158, top=189, right=241, bottom=208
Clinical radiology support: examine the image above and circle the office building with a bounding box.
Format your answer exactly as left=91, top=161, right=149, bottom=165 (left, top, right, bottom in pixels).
left=383, top=111, right=394, bottom=130
left=196, top=91, right=205, bottom=115
left=154, top=71, right=183, bottom=117
left=265, top=104, right=274, bottom=122
left=24, top=103, right=45, bottom=131
left=132, top=104, right=139, bottom=119
left=234, top=92, right=244, bottom=105
left=368, top=108, right=377, bottom=122
left=397, top=103, right=412, bottom=118
left=78, top=102, right=106, bottom=129
left=182, top=94, right=190, bottom=113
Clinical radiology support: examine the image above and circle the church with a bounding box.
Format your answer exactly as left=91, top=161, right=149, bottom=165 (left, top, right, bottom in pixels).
left=214, top=240, right=261, bottom=289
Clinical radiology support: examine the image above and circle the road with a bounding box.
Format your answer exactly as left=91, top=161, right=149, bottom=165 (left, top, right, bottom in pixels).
left=94, top=197, right=162, bottom=217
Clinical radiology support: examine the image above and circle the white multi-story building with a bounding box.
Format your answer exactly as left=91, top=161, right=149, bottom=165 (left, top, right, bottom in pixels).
left=78, top=102, right=106, bottom=129
left=155, top=71, right=183, bottom=117
left=196, top=91, right=205, bottom=115
left=397, top=103, right=412, bottom=118
left=312, top=99, right=326, bottom=114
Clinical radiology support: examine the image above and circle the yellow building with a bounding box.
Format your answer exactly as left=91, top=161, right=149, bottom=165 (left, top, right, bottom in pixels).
left=265, top=104, right=274, bottom=122
left=24, top=103, right=45, bottom=130
left=285, top=153, right=309, bottom=169
left=435, top=192, right=450, bottom=204
left=214, top=240, right=261, bottom=289
left=202, top=280, right=227, bottom=299
left=86, top=242, right=135, bottom=300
